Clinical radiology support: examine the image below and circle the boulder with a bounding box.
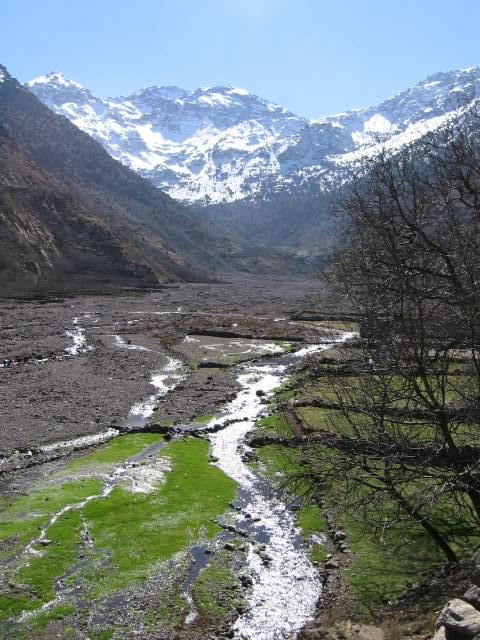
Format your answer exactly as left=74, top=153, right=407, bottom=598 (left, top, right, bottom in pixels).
left=437, top=599, right=480, bottom=637
left=464, top=586, right=480, bottom=610
left=472, top=551, right=480, bottom=587
left=432, top=627, right=446, bottom=640
left=239, top=574, right=253, bottom=587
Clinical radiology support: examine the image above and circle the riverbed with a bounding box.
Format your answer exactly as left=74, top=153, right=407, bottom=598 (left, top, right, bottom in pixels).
left=0, top=276, right=353, bottom=639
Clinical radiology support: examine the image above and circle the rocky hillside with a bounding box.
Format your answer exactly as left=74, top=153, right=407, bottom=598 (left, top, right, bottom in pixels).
left=0, top=132, right=158, bottom=293
left=0, top=65, right=243, bottom=292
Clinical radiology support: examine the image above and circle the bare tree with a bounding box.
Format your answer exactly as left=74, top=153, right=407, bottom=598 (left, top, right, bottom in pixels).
left=289, top=109, right=480, bottom=562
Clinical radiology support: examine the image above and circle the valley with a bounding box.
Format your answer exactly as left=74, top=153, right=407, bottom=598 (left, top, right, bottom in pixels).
left=0, top=41, right=479, bottom=640
left=0, top=277, right=350, bottom=639
left=1, top=274, right=470, bottom=640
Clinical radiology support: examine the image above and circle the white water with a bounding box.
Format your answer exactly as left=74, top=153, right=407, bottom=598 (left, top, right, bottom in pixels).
left=292, top=333, right=356, bottom=359
left=64, top=317, right=93, bottom=355
left=39, top=428, right=119, bottom=454
left=128, top=356, right=185, bottom=420
left=15, top=325, right=354, bottom=637
left=208, top=333, right=355, bottom=640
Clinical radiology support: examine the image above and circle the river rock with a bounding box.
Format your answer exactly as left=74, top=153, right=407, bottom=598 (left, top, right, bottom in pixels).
left=325, top=559, right=339, bottom=570
left=472, top=551, right=480, bottom=586
left=464, top=586, right=480, bottom=609
left=437, top=598, right=480, bottom=637
left=258, top=550, right=273, bottom=565
left=240, top=574, right=253, bottom=587
left=39, top=538, right=52, bottom=546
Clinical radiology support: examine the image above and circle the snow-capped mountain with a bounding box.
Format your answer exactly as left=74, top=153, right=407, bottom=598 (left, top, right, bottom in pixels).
left=27, top=67, right=480, bottom=206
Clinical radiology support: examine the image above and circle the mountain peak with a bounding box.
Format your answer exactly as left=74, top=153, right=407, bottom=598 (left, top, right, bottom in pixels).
left=419, top=65, right=480, bottom=87
left=26, top=64, right=480, bottom=206
left=0, top=65, right=10, bottom=84
left=27, top=71, right=84, bottom=90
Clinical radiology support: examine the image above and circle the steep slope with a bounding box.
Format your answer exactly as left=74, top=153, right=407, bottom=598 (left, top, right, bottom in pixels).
left=0, top=132, right=158, bottom=293
left=0, top=65, right=240, bottom=291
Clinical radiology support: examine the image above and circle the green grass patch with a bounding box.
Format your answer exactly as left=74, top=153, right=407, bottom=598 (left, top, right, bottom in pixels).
left=0, top=435, right=237, bottom=622
left=0, top=504, right=88, bottom=619
left=143, top=582, right=189, bottom=631
left=88, top=632, right=114, bottom=640
left=66, top=433, right=163, bottom=471
left=0, top=477, right=104, bottom=580
left=270, top=376, right=297, bottom=403
left=318, top=321, right=359, bottom=332
left=82, top=437, right=237, bottom=596
left=343, top=513, right=445, bottom=617
left=27, top=603, right=77, bottom=633
left=298, top=504, right=327, bottom=563
left=255, top=413, right=292, bottom=437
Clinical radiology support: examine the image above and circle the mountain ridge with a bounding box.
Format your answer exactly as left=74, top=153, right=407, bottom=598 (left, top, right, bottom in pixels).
left=27, top=65, right=480, bottom=209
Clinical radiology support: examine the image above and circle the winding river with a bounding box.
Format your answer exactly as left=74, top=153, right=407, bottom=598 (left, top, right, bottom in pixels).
left=207, top=333, right=355, bottom=640
left=7, top=319, right=354, bottom=639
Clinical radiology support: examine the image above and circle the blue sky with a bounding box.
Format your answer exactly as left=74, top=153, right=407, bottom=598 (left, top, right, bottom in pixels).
left=3, top=0, right=480, bottom=118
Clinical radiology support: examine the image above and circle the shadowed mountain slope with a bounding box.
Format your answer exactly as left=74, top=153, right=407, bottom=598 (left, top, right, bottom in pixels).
left=0, top=65, right=239, bottom=293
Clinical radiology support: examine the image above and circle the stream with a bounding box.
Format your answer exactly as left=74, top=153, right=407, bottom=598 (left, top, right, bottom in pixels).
left=5, top=322, right=355, bottom=639
left=64, top=316, right=93, bottom=356
left=205, top=332, right=355, bottom=640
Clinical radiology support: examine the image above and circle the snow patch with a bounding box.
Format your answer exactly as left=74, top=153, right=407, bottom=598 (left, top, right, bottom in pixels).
left=27, top=67, right=480, bottom=205
left=27, top=71, right=84, bottom=89
left=364, top=113, right=394, bottom=133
